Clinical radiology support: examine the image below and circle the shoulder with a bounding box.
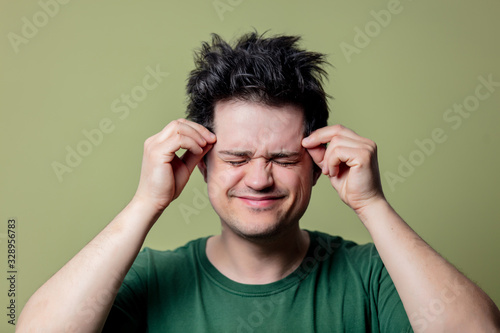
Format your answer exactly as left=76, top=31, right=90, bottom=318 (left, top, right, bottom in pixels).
left=128, top=237, right=207, bottom=278
left=307, top=230, right=378, bottom=258
left=305, top=230, right=384, bottom=277
left=304, top=230, right=403, bottom=305
left=305, top=231, right=412, bottom=332
left=139, top=237, right=204, bottom=258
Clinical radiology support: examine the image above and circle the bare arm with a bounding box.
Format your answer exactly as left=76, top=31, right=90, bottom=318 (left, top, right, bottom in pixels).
left=17, top=199, right=159, bottom=332
left=17, top=119, right=215, bottom=332
left=303, top=124, right=500, bottom=332
left=357, top=198, right=500, bottom=332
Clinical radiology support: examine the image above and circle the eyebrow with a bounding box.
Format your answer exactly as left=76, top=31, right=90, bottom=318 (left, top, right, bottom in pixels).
left=218, top=150, right=302, bottom=158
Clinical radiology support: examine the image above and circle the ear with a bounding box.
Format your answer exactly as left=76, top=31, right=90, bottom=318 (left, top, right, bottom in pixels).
left=198, top=157, right=208, bottom=183
left=312, top=166, right=322, bottom=186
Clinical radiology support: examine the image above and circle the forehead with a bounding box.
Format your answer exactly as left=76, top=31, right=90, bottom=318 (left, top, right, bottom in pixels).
left=213, top=100, right=305, bottom=151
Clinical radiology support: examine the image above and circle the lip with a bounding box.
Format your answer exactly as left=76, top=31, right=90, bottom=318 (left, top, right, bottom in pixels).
left=237, top=196, right=284, bottom=208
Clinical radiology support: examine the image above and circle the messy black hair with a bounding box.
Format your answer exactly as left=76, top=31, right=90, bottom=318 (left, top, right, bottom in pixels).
left=186, top=31, right=330, bottom=135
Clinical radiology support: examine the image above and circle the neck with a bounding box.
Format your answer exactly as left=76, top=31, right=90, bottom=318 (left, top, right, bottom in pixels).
left=206, top=225, right=310, bottom=284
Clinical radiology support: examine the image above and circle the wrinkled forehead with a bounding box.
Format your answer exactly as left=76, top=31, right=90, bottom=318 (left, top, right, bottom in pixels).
left=213, top=100, right=305, bottom=152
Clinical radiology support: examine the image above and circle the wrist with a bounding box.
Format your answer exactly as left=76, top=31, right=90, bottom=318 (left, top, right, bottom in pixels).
left=131, top=193, right=169, bottom=215
left=354, top=196, right=392, bottom=226
left=121, top=196, right=165, bottom=230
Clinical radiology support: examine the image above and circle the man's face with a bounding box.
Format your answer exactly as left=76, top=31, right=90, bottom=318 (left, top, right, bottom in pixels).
left=200, top=99, right=319, bottom=240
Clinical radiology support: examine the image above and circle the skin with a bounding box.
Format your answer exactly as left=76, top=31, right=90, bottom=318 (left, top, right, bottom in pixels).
left=199, top=100, right=320, bottom=283
left=17, top=99, right=500, bottom=332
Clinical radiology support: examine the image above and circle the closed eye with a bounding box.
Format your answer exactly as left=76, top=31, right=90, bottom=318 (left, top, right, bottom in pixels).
left=272, top=160, right=299, bottom=167
left=226, top=159, right=297, bottom=167
left=227, top=160, right=248, bottom=166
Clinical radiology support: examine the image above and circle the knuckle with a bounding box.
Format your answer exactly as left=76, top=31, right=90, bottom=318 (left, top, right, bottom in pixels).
left=144, top=136, right=154, bottom=148
left=360, top=149, right=372, bottom=161
left=366, top=141, right=377, bottom=153
left=328, top=144, right=340, bottom=156
left=174, top=132, right=184, bottom=144
left=329, top=136, right=340, bottom=146
left=169, top=118, right=186, bottom=130
left=173, top=118, right=185, bottom=126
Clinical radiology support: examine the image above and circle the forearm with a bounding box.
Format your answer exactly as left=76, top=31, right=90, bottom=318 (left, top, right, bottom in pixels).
left=17, top=198, right=162, bottom=332
left=357, top=199, right=500, bottom=332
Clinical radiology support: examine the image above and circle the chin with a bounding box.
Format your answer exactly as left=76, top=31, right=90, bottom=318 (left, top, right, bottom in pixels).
left=224, top=218, right=297, bottom=243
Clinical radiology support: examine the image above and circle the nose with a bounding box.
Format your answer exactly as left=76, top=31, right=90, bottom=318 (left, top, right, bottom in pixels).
left=243, top=159, right=274, bottom=191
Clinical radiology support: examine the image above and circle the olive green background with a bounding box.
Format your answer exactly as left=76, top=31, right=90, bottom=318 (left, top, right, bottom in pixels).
left=1, top=0, right=499, bottom=330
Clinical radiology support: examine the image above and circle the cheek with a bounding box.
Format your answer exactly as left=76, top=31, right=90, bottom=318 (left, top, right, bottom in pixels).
left=275, top=168, right=313, bottom=192
left=206, top=164, right=243, bottom=196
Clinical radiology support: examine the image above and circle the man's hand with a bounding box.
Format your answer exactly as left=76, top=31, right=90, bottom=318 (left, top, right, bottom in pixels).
left=302, top=124, right=384, bottom=214
left=302, top=125, right=500, bottom=332
left=17, top=119, right=216, bottom=332
left=133, top=119, right=216, bottom=212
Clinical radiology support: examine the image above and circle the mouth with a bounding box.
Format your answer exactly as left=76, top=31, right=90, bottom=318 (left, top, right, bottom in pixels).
left=236, top=195, right=285, bottom=208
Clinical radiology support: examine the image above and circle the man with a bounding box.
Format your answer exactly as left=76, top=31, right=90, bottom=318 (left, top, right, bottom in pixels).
left=18, top=32, right=500, bottom=332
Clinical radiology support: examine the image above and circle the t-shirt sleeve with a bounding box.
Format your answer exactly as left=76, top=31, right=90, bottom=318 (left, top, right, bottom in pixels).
left=102, top=250, right=149, bottom=332
left=376, top=264, right=414, bottom=333
left=348, top=242, right=413, bottom=333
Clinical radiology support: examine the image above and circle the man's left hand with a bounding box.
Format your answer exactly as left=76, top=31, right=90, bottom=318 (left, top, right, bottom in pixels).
left=302, top=124, right=385, bottom=214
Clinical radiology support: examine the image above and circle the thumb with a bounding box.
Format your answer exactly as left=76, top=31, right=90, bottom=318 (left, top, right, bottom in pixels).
left=181, top=144, right=213, bottom=174
left=305, top=146, right=326, bottom=170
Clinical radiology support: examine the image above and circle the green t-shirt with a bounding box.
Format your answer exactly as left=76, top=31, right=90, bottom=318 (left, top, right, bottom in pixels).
left=103, top=230, right=413, bottom=332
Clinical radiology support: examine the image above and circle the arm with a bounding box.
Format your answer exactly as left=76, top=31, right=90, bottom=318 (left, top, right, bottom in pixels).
left=302, top=124, right=500, bottom=332
left=17, top=119, right=216, bottom=332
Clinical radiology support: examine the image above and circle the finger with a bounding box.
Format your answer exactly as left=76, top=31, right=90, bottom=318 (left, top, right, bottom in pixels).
left=328, top=135, right=370, bottom=150
left=155, top=135, right=205, bottom=162
left=306, top=139, right=365, bottom=174
left=172, top=135, right=207, bottom=155
left=177, top=119, right=217, bottom=144
left=321, top=138, right=344, bottom=176
left=304, top=128, right=374, bottom=176
left=305, top=146, right=326, bottom=169
left=323, top=146, right=364, bottom=177
left=302, top=124, right=368, bottom=148
left=158, top=119, right=216, bottom=146
left=181, top=144, right=213, bottom=174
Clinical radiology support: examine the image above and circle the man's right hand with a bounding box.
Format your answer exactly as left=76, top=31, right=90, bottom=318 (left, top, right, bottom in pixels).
left=17, top=119, right=215, bottom=332
left=133, top=119, right=216, bottom=212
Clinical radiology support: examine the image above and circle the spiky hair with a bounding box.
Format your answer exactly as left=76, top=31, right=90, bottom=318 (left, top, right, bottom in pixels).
left=186, top=31, right=330, bottom=134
